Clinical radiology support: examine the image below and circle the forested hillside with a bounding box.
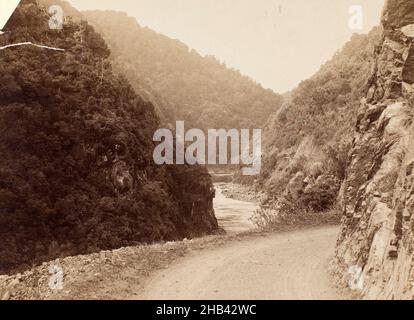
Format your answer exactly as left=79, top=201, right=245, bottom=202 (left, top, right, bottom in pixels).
left=253, top=28, right=381, bottom=226
left=83, top=10, right=283, bottom=129
left=0, top=0, right=218, bottom=273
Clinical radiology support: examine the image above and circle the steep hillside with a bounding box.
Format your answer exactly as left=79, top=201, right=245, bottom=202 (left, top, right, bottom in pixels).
left=0, top=0, right=217, bottom=274
left=251, top=27, right=381, bottom=225
left=82, top=10, right=283, bottom=130
left=335, top=0, right=414, bottom=299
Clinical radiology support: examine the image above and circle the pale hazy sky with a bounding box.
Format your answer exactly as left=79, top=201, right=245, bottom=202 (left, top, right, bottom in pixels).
left=67, top=0, right=384, bottom=93
left=0, top=0, right=21, bottom=30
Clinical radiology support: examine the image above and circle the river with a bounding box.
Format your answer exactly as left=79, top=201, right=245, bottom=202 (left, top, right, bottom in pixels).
left=213, top=183, right=260, bottom=234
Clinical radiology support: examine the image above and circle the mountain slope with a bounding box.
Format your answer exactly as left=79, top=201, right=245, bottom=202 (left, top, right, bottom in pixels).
left=0, top=0, right=218, bottom=273
left=82, top=10, right=283, bottom=130
left=251, top=28, right=381, bottom=225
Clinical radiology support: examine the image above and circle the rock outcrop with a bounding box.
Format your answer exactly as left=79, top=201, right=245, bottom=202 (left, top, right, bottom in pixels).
left=335, top=0, right=414, bottom=299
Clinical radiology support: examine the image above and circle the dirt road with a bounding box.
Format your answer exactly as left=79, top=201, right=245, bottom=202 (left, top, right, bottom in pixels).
left=1, top=184, right=348, bottom=300
left=140, top=226, right=348, bottom=300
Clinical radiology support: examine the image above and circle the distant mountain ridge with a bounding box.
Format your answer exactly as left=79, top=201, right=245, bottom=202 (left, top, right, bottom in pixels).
left=83, top=10, right=283, bottom=130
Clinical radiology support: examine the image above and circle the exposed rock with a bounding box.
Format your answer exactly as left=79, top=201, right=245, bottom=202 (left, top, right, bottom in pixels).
left=335, top=0, right=414, bottom=299
left=401, top=24, right=414, bottom=38
left=1, top=290, right=10, bottom=301
left=402, top=82, right=414, bottom=97
left=111, top=161, right=134, bottom=193
left=382, top=0, right=414, bottom=29
left=219, top=183, right=265, bottom=203
left=402, top=44, right=414, bottom=84
left=286, top=171, right=305, bottom=200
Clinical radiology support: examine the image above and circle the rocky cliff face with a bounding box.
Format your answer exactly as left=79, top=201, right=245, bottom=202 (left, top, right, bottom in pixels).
left=335, top=0, right=414, bottom=299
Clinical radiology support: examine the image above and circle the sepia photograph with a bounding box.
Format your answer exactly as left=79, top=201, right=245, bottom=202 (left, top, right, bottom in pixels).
left=0, top=0, right=414, bottom=308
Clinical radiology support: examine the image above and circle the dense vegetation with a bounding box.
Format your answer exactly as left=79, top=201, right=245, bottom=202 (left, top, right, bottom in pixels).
left=0, top=0, right=217, bottom=273
left=83, top=10, right=283, bottom=130
left=252, top=28, right=381, bottom=226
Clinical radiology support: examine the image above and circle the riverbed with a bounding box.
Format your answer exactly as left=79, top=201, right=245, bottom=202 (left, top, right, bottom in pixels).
left=213, top=183, right=260, bottom=234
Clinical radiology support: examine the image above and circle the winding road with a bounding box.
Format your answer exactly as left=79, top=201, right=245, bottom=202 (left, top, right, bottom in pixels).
left=140, top=185, right=347, bottom=300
